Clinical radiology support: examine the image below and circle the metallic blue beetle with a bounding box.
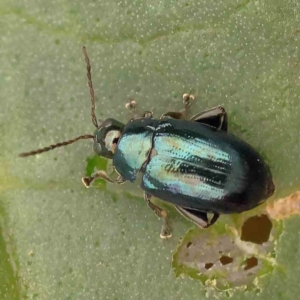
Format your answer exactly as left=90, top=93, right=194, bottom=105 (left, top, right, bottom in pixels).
left=19, top=48, right=275, bottom=238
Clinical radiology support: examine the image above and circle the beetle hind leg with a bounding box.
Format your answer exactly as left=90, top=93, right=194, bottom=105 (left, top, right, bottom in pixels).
left=144, top=192, right=172, bottom=239
left=191, top=106, right=228, bottom=131
left=175, top=206, right=219, bottom=228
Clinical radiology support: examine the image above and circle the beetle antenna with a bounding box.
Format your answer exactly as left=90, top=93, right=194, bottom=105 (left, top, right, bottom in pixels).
left=82, top=46, right=98, bottom=128
left=19, top=134, right=94, bottom=157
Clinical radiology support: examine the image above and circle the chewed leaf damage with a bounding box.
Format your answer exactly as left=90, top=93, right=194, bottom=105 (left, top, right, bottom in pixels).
left=173, top=214, right=282, bottom=294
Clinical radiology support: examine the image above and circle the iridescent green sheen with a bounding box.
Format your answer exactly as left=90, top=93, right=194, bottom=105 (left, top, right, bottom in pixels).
left=114, top=118, right=273, bottom=215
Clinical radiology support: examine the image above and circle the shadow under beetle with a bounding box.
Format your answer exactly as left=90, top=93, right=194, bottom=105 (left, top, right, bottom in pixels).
left=19, top=47, right=275, bottom=239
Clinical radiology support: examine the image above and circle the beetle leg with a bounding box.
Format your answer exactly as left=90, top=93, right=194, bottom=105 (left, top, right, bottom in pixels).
left=82, top=170, right=126, bottom=187
left=144, top=192, right=172, bottom=239
left=175, top=206, right=208, bottom=227
left=160, top=94, right=195, bottom=120
left=160, top=111, right=184, bottom=120
left=209, top=213, right=220, bottom=227
left=141, top=111, right=153, bottom=118
left=190, top=106, right=228, bottom=131
left=129, top=111, right=153, bottom=121
left=125, top=98, right=154, bottom=119
left=175, top=206, right=220, bottom=228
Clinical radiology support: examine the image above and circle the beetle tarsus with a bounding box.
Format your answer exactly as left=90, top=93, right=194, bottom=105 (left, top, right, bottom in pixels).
left=82, top=176, right=93, bottom=188
left=182, top=93, right=195, bottom=109
left=160, top=220, right=172, bottom=239
left=125, top=99, right=137, bottom=111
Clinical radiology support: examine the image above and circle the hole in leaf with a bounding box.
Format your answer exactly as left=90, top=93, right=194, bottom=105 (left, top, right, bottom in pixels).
left=205, top=263, right=214, bottom=270
left=241, top=214, right=272, bottom=244
left=173, top=217, right=282, bottom=292
left=243, top=257, right=258, bottom=270
left=186, top=241, right=192, bottom=248
left=220, top=255, right=233, bottom=265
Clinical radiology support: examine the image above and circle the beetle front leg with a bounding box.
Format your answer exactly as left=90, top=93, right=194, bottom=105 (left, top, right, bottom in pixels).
left=82, top=170, right=126, bottom=187
left=144, top=192, right=172, bottom=239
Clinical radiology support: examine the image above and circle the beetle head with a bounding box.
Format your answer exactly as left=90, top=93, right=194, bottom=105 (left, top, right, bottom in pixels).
left=93, top=118, right=124, bottom=159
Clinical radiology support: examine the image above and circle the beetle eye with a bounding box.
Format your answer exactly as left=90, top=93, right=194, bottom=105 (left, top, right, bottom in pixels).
left=104, top=130, right=121, bottom=153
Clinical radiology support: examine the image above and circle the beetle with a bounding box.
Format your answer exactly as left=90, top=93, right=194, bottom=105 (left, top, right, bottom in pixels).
left=19, top=47, right=275, bottom=239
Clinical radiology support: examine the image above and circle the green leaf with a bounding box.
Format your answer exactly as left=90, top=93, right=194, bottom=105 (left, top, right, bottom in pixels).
left=1, top=0, right=300, bottom=299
